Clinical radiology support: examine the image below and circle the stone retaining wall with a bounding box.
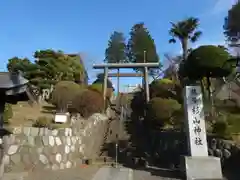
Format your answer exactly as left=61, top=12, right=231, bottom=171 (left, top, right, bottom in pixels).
left=2, top=113, right=108, bottom=172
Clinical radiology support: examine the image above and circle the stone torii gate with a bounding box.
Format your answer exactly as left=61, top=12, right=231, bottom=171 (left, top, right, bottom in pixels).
left=93, top=62, right=160, bottom=110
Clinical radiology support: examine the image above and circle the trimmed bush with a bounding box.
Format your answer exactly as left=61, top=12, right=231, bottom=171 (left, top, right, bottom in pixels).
left=150, top=78, right=182, bottom=103
left=3, top=103, right=13, bottom=124
left=72, top=89, right=104, bottom=118
left=88, top=83, right=113, bottom=99
left=51, top=81, right=83, bottom=112
left=146, top=97, right=181, bottom=128
left=212, top=119, right=230, bottom=139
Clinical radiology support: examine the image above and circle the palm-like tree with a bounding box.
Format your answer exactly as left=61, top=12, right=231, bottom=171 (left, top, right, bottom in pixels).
left=169, top=17, right=202, bottom=61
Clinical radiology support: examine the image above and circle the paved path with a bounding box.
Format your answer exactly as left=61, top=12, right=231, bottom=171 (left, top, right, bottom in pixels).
left=3, top=166, right=99, bottom=180
left=2, top=166, right=182, bottom=180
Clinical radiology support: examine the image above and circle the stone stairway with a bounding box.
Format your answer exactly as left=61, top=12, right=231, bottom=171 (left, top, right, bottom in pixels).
left=95, top=95, right=130, bottom=166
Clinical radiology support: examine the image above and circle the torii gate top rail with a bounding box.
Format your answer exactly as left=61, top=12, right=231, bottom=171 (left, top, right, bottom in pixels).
left=93, top=62, right=160, bottom=69
left=92, top=62, right=160, bottom=111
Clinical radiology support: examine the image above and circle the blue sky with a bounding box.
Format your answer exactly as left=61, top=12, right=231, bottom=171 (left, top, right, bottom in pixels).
left=0, top=0, right=235, bottom=92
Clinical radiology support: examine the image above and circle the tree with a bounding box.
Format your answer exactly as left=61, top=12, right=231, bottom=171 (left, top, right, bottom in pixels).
left=105, top=31, right=127, bottom=94
left=180, top=45, right=233, bottom=114
left=7, top=57, right=34, bottom=73
left=146, top=97, right=181, bottom=128
left=33, top=50, right=84, bottom=87
left=169, top=17, right=202, bottom=61
left=224, top=1, right=240, bottom=42
left=51, top=81, right=82, bottom=112
left=88, top=83, right=113, bottom=100
left=150, top=78, right=182, bottom=103
left=7, top=50, right=86, bottom=90
left=93, top=73, right=114, bottom=89
left=72, top=89, right=104, bottom=118
left=181, top=45, right=233, bottom=79
left=127, top=22, right=160, bottom=76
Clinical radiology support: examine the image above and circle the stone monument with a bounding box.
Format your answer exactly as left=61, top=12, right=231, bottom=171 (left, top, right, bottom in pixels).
left=182, top=85, right=223, bottom=180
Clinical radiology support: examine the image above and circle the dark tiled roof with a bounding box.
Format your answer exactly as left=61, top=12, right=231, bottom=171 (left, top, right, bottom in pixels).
left=0, top=72, right=28, bottom=89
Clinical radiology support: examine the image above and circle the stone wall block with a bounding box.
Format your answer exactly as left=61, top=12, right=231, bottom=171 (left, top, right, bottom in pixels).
left=62, top=154, right=68, bottom=163
left=58, top=129, right=65, bottom=136
left=64, top=146, right=70, bottom=154
left=8, top=135, right=16, bottom=145
left=58, top=145, right=65, bottom=154
left=3, top=155, right=10, bottom=165
left=14, top=135, right=23, bottom=144
left=52, top=146, right=58, bottom=154
left=8, top=145, right=19, bottom=155
left=30, top=152, right=39, bottom=164
left=19, top=145, right=29, bottom=154
left=65, top=128, right=72, bottom=136
left=55, top=153, right=62, bottom=163
left=27, top=136, right=35, bottom=147
left=37, top=147, right=43, bottom=154
left=43, top=147, right=51, bottom=155
left=42, top=136, right=49, bottom=146
left=70, top=145, right=75, bottom=152
left=71, top=136, right=77, bottom=144
left=12, top=127, right=22, bottom=134
left=30, top=127, right=39, bottom=136
left=55, top=137, right=62, bottom=146
left=66, top=161, right=72, bottom=168
left=22, top=154, right=32, bottom=167
left=39, top=154, right=49, bottom=165
left=39, top=128, right=45, bottom=136
left=35, top=136, right=42, bottom=146
left=61, top=136, right=66, bottom=144
left=60, top=162, right=65, bottom=169
left=48, top=136, right=55, bottom=147
left=52, top=164, right=59, bottom=170
left=10, top=154, right=21, bottom=165
left=42, top=128, right=49, bottom=136
left=51, top=129, right=58, bottom=136
left=66, top=137, right=71, bottom=146
left=23, top=127, right=31, bottom=136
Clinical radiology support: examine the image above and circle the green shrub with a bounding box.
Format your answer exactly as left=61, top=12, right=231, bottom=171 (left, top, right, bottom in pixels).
left=88, top=83, right=102, bottom=93
left=33, top=116, right=52, bottom=128
left=72, top=89, right=104, bottom=118
left=51, top=81, right=83, bottom=111
left=146, top=97, right=181, bottom=128
left=3, top=103, right=13, bottom=124
left=88, top=83, right=113, bottom=99
left=225, top=114, right=240, bottom=133
left=212, top=119, right=230, bottom=139
left=149, top=78, right=182, bottom=103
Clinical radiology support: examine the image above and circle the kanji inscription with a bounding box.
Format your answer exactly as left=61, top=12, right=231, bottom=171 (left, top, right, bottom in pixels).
left=184, top=86, right=208, bottom=157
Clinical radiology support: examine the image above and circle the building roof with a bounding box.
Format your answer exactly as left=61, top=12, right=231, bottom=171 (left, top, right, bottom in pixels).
left=0, top=72, right=28, bottom=89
